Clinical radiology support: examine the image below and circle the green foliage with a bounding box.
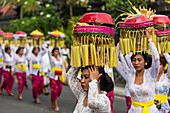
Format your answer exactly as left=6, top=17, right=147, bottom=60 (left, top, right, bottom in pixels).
left=58, top=16, right=81, bottom=48
left=104, top=0, right=148, bottom=20
left=8, top=3, right=64, bottom=36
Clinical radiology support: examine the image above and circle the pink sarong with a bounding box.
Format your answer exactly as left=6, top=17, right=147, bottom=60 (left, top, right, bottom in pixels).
left=125, top=96, right=132, bottom=113
left=0, top=68, right=4, bottom=87
left=106, top=90, right=114, bottom=113
left=16, top=72, right=26, bottom=93
left=31, top=74, right=44, bottom=98
left=50, top=77, right=62, bottom=101
left=1, top=70, right=14, bottom=94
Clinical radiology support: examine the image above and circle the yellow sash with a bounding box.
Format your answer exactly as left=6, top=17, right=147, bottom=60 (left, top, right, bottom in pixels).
left=78, top=71, right=82, bottom=75
left=4, top=63, right=7, bottom=66
left=155, top=94, right=168, bottom=104
left=51, top=67, right=62, bottom=72
left=41, top=71, right=45, bottom=76
left=32, top=64, right=42, bottom=69
left=132, top=100, right=154, bottom=113
left=0, top=58, right=3, bottom=62
left=17, top=64, right=26, bottom=72
left=51, top=67, right=65, bottom=82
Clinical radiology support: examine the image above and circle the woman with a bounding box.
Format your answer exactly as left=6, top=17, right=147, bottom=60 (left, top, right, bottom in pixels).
left=0, top=45, right=14, bottom=96
left=61, top=43, right=70, bottom=72
left=104, top=65, right=114, bottom=113
left=155, top=53, right=170, bottom=112
left=13, top=47, right=28, bottom=100
left=67, top=65, right=113, bottom=113
left=29, top=47, right=46, bottom=103
left=115, top=28, right=160, bottom=113
left=48, top=48, right=65, bottom=111
left=0, top=46, right=4, bottom=87
left=119, top=52, right=133, bottom=113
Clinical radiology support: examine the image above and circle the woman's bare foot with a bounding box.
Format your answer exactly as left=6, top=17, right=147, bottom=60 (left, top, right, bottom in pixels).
left=8, top=93, right=14, bottom=96
left=18, top=94, right=23, bottom=100
left=34, top=97, right=41, bottom=104
left=54, top=106, right=59, bottom=112
left=0, top=88, right=2, bottom=94
left=51, top=101, right=55, bottom=108
left=44, top=87, right=49, bottom=95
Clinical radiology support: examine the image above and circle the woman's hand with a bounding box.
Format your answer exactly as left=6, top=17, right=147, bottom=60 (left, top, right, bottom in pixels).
left=88, top=66, right=102, bottom=81
left=11, top=71, right=14, bottom=77
left=29, top=74, right=32, bottom=80
left=146, top=27, right=152, bottom=40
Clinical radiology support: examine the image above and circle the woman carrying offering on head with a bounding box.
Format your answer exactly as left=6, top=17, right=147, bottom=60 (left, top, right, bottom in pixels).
left=48, top=48, right=65, bottom=111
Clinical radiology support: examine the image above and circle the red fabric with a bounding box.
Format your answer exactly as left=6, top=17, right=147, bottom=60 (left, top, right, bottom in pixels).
left=0, top=68, right=4, bottom=87
left=106, top=90, right=114, bottom=113
left=16, top=31, right=26, bottom=35
left=16, top=72, right=26, bottom=94
left=78, top=13, right=115, bottom=25
left=1, top=71, right=14, bottom=94
left=4, top=33, right=14, bottom=39
left=50, top=77, right=62, bottom=101
left=125, top=96, right=132, bottom=113
left=124, top=14, right=149, bottom=23
left=55, top=70, right=62, bottom=75
left=31, top=74, right=44, bottom=98
left=0, top=31, right=5, bottom=35
left=153, top=15, right=170, bottom=24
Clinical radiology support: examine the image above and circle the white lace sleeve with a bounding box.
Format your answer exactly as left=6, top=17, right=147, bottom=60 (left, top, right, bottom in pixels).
left=12, top=56, right=16, bottom=72
left=149, top=42, right=160, bottom=80
left=68, top=48, right=70, bottom=59
left=29, top=56, right=32, bottom=74
left=125, top=52, right=135, bottom=73
left=88, top=80, right=110, bottom=112
left=24, top=46, right=29, bottom=56
left=67, top=67, right=84, bottom=99
left=120, top=52, right=129, bottom=69
left=163, top=53, right=170, bottom=80
left=115, top=43, right=131, bottom=82
left=39, top=46, right=47, bottom=57
left=1, top=44, right=5, bottom=58
left=61, top=59, right=66, bottom=76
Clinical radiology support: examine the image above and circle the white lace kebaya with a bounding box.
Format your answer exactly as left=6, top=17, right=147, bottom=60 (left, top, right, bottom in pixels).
left=67, top=67, right=111, bottom=113
left=115, top=42, right=160, bottom=113
left=155, top=53, right=170, bottom=111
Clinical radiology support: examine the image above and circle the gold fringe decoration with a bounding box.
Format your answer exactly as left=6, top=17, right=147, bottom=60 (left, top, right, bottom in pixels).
left=30, top=39, right=33, bottom=46
left=113, top=46, right=118, bottom=67
left=83, top=45, right=89, bottom=66
left=109, top=46, right=114, bottom=68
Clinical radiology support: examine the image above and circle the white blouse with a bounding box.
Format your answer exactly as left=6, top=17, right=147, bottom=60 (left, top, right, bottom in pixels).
left=155, top=53, right=170, bottom=110
left=48, top=51, right=66, bottom=80
left=12, top=47, right=28, bottom=73
left=0, top=48, right=4, bottom=68
left=61, top=48, right=70, bottom=60
left=119, top=52, right=132, bottom=97
left=115, top=42, right=160, bottom=113
left=67, top=67, right=111, bottom=113
left=29, top=48, right=46, bottom=76
left=1, top=44, right=14, bottom=72
left=13, top=55, right=27, bottom=73
left=3, top=53, right=14, bottom=72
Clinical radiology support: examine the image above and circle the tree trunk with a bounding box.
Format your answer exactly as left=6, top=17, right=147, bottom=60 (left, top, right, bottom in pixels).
left=20, top=5, right=23, bottom=19
left=69, top=3, right=73, bottom=18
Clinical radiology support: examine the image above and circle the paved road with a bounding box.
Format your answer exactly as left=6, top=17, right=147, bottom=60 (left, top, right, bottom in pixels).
left=0, top=79, right=127, bottom=113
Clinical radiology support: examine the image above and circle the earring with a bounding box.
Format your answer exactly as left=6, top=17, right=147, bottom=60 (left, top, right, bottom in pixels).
left=145, top=62, right=147, bottom=65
